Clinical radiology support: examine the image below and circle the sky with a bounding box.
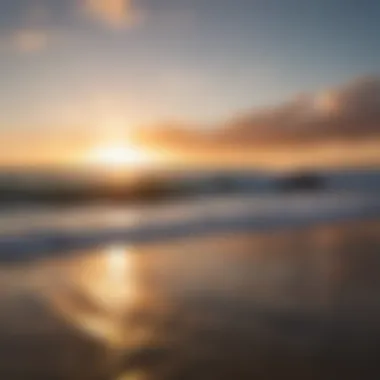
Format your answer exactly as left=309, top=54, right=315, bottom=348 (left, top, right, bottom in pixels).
left=1, top=0, right=380, bottom=166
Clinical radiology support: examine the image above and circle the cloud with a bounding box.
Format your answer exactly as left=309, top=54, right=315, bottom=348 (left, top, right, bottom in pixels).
left=136, top=76, right=380, bottom=151
left=0, top=2, right=52, bottom=54
left=0, top=29, right=49, bottom=54
left=11, top=29, right=48, bottom=53
left=219, top=76, right=380, bottom=144
left=0, top=1, right=141, bottom=56
left=83, top=0, right=141, bottom=28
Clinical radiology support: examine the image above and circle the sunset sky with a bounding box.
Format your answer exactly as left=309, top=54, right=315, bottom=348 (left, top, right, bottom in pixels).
left=1, top=0, right=380, bottom=167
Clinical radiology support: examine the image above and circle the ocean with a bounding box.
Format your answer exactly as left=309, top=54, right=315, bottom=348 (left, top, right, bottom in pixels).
left=0, top=170, right=379, bottom=379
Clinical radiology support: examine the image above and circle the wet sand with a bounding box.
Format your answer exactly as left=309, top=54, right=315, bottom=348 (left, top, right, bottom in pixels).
left=0, top=220, right=380, bottom=379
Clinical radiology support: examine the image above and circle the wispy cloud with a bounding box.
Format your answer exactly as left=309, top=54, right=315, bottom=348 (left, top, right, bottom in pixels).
left=0, top=2, right=51, bottom=54
left=0, top=29, right=49, bottom=54
left=0, top=0, right=143, bottom=56
left=82, top=0, right=141, bottom=28
left=11, top=29, right=48, bottom=53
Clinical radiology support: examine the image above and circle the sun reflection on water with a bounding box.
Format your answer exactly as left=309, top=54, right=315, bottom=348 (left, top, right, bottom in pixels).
left=91, top=245, right=136, bottom=311
left=46, top=245, right=138, bottom=347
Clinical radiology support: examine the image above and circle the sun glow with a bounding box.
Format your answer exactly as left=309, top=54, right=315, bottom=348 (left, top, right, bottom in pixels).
left=86, top=143, right=153, bottom=168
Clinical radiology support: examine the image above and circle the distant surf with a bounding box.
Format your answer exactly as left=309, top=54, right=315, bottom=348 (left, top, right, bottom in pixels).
left=0, top=192, right=379, bottom=262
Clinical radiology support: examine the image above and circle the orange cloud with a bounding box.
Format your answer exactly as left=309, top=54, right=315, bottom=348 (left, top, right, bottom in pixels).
left=83, top=0, right=141, bottom=28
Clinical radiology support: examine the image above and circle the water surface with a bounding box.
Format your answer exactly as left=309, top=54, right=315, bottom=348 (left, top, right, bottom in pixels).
left=0, top=219, right=380, bottom=379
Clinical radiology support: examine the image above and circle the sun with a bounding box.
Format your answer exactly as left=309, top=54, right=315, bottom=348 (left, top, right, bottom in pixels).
left=85, top=143, right=152, bottom=168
